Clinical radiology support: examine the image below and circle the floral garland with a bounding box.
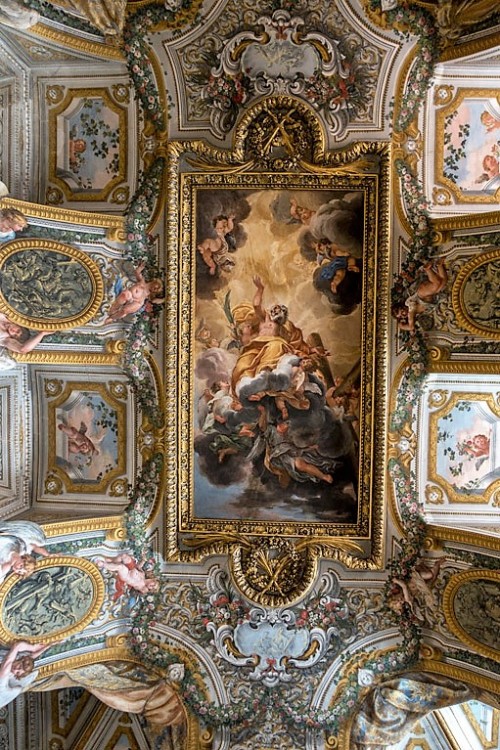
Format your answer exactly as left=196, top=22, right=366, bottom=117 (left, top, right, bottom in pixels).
left=443, top=648, right=500, bottom=676
left=122, top=157, right=165, bottom=425
left=369, top=1, right=438, bottom=133
left=126, top=565, right=422, bottom=736
left=22, top=0, right=198, bottom=130
left=21, top=0, right=96, bottom=33
left=194, top=2, right=369, bottom=132
left=383, top=460, right=426, bottom=644
left=122, top=1, right=200, bottom=128
left=123, top=7, right=168, bottom=129
left=124, top=453, right=164, bottom=558
left=390, top=159, right=435, bottom=420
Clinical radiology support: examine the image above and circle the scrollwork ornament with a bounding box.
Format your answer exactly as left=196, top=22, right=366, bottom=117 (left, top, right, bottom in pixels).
left=196, top=566, right=353, bottom=687
left=44, top=378, right=63, bottom=398
left=44, top=474, right=63, bottom=495
left=427, top=389, right=449, bottom=409
left=388, top=423, right=417, bottom=470
left=105, top=338, right=126, bottom=355
left=425, top=484, right=445, bottom=505
left=106, top=227, right=127, bottom=243
left=46, top=187, right=64, bottom=205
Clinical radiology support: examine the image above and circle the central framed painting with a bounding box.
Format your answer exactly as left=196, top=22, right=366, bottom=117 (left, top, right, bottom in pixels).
left=165, top=104, right=388, bottom=569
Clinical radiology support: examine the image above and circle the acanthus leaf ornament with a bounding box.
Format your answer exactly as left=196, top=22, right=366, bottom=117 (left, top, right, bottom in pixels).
left=199, top=9, right=370, bottom=138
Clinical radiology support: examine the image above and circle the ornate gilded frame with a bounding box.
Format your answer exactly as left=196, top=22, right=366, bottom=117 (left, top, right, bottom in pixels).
left=44, top=379, right=128, bottom=497
left=452, top=249, right=500, bottom=339
left=47, top=86, right=128, bottom=205
left=428, top=391, right=500, bottom=506
left=0, top=238, right=104, bottom=330
left=0, top=556, right=104, bottom=645
left=443, top=569, right=500, bottom=663
left=389, top=354, right=500, bottom=548
left=434, top=87, right=500, bottom=206
left=164, top=98, right=389, bottom=590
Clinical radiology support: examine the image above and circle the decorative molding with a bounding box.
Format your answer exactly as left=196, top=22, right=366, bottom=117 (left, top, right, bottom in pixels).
left=0, top=556, right=105, bottom=645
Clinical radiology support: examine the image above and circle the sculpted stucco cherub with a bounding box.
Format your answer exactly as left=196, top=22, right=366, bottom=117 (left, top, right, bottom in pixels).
left=387, top=557, right=446, bottom=623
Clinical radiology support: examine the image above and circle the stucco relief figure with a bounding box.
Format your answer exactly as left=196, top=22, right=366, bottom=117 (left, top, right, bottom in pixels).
left=392, top=259, right=448, bottom=335
left=0, top=208, right=27, bottom=242
left=105, top=262, right=164, bottom=323
left=64, top=0, right=127, bottom=37
left=0, top=249, right=94, bottom=320
left=0, top=520, right=51, bottom=584
left=387, top=557, right=446, bottom=623
left=4, top=566, right=95, bottom=638
left=350, top=672, right=472, bottom=748
left=453, top=578, right=500, bottom=652
left=33, top=661, right=186, bottom=741
left=462, top=260, right=500, bottom=329
left=0, top=312, right=51, bottom=370
left=96, top=553, right=160, bottom=600
left=413, top=1, right=500, bottom=41
left=0, top=642, right=47, bottom=709
left=0, top=0, right=39, bottom=30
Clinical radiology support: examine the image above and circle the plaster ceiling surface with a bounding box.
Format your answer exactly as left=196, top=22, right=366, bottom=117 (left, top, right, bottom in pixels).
left=0, top=1, right=499, bottom=749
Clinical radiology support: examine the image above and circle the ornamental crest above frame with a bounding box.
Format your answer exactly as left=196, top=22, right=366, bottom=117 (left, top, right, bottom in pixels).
left=169, top=1, right=398, bottom=140
left=165, top=98, right=389, bottom=606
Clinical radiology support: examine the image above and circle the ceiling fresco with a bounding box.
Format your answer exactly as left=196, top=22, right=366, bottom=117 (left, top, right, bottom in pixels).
left=0, top=1, right=500, bottom=749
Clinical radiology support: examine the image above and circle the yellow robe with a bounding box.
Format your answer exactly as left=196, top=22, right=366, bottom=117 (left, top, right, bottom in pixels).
left=231, top=335, right=293, bottom=393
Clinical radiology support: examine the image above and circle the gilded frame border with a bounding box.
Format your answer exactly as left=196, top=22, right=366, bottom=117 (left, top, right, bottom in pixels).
left=0, top=238, right=104, bottom=330
left=164, top=99, right=389, bottom=569
left=47, top=86, right=128, bottom=204
left=434, top=87, right=500, bottom=206
left=45, top=379, right=127, bottom=496
left=0, top=556, right=104, bottom=645
left=443, top=569, right=500, bottom=663
left=452, top=249, right=500, bottom=339
left=428, top=391, right=500, bottom=505
left=389, top=354, right=500, bottom=549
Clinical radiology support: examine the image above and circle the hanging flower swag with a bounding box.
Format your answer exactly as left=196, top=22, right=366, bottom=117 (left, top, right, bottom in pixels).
left=18, top=0, right=457, bottom=739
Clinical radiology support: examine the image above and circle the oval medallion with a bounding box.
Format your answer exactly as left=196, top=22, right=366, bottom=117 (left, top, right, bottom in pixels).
left=0, top=239, right=104, bottom=330
left=443, top=569, right=500, bottom=662
left=0, top=556, right=104, bottom=644
left=452, top=250, right=500, bottom=339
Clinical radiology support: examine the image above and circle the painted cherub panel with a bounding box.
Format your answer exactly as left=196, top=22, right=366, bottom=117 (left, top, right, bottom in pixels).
left=435, top=399, right=500, bottom=496
left=55, top=390, right=119, bottom=484
left=442, top=94, right=500, bottom=197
